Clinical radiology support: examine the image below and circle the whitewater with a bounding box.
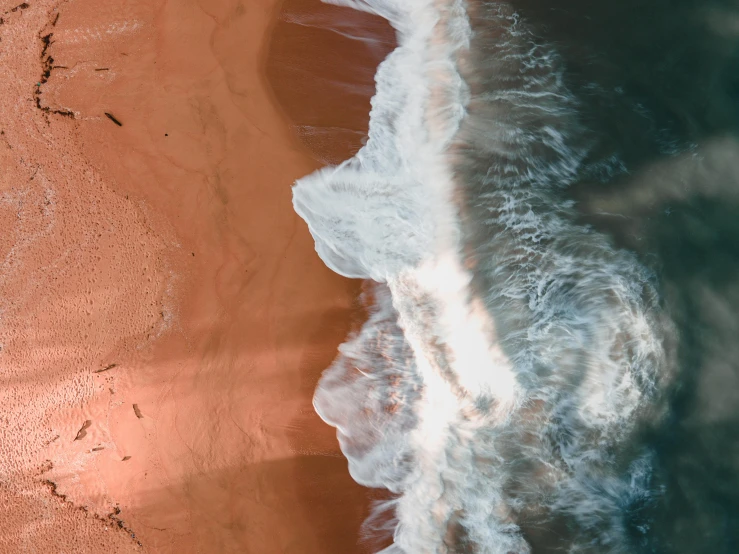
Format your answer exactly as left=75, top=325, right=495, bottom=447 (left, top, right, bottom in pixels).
left=292, top=0, right=676, bottom=552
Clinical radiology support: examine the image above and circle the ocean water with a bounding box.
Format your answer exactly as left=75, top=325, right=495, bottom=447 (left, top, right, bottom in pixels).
left=291, top=0, right=739, bottom=552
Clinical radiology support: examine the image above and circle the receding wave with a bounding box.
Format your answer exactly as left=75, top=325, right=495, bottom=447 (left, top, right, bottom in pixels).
left=289, top=0, right=739, bottom=552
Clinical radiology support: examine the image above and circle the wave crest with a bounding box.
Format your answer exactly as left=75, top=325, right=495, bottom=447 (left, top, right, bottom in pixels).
left=293, top=1, right=676, bottom=552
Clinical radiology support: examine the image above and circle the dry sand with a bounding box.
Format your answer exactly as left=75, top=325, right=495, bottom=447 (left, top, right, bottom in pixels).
left=0, top=0, right=391, bottom=552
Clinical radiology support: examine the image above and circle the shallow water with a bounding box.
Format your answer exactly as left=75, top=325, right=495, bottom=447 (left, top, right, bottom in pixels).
left=291, top=0, right=739, bottom=551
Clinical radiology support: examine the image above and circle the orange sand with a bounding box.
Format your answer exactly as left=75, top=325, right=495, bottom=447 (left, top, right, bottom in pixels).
left=0, top=0, right=389, bottom=552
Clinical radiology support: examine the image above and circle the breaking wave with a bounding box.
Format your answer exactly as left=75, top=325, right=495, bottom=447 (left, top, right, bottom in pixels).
left=293, top=0, right=682, bottom=551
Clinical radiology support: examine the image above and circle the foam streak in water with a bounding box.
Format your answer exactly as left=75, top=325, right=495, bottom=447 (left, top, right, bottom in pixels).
left=293, top=0, right=674, bottom=552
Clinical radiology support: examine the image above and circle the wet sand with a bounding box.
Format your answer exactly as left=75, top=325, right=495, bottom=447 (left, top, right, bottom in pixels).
left=0, top=0, right=390, bottom=552
left=266, top=0, right=395, bottom=165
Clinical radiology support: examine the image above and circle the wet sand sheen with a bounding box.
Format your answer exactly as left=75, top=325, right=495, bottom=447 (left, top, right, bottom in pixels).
left=0, top=0, right=391, bottom=552
left=265, top=0, right=395, bottom=164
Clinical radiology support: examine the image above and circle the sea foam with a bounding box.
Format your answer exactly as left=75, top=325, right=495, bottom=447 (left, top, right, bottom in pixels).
left=293, top=0, right=674, bottom=552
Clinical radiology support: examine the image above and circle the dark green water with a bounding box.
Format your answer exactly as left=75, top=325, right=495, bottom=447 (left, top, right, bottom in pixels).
left=464, top=1, right=739, bottom=551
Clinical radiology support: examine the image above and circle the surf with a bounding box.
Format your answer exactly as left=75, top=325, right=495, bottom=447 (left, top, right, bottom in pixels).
left=293, top=1, right=675, bottom=551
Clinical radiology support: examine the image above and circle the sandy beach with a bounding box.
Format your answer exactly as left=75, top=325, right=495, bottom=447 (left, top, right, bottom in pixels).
left=0, top=0, right=390, bottom=552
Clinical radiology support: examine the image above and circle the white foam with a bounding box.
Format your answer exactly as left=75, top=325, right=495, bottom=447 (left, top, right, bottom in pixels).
left=293, top=0, right=671, bottom=552
left=293, top=1, right=527, bottom=550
